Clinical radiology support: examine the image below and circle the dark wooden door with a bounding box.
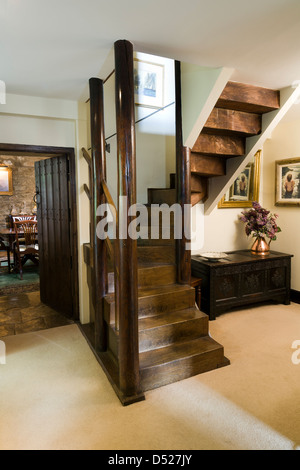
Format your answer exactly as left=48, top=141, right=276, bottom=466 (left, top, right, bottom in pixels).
left=35, top=155, right=74, bottom=318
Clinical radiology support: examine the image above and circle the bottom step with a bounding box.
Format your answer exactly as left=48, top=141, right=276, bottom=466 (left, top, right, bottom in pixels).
left=140, top=336, right=229, bottom=391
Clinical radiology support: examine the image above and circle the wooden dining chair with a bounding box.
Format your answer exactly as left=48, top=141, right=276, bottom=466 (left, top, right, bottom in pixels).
left=0, top=237, right=11, bottom=273
left=13, top=220, right=39, bottom=280
left=9, top=214, right=36, bottom=229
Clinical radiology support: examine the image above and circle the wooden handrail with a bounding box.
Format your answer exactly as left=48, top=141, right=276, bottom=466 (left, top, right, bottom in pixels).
left=82, top=147, right=92, bottom=167
left=102, top=179, right=117, bottom=215
left=83, top=183, right=91, bottom=200
left=105, top=236, right=114, bottom=260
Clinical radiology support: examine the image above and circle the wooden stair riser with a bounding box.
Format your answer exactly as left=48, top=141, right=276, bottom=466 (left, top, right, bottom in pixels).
left=137, top=238, right=175, bottom=247
left=139, top=312, right=209, bottom=353
left=137, top=245, right=175, bottom=264
left=138, top=224, right=177, bottom=241
left=192, top=133, right=245, bottom=157
left=191, top=192, right=207, bottom=206
left=191, top=153, right=226, bottom=177
left=108, top=264, right=176, bottom=292
left=191, top=174, right=207, bottom=194
left=104, top=286, right=196, bottom=325
left=148, top=188, right=176, bottom=205
left=203, top=107, right=262, bottom=137
left=216, top=81, right=280, bottom=114
left=140, top=338, right=227, bottom=391
left=137, top=287, right=196, bottom=319
left=108, top=309, right=209, bottom=359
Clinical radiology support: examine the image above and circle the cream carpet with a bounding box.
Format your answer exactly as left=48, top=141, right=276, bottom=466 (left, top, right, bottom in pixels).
left=0, top=302, right=300, bottom=450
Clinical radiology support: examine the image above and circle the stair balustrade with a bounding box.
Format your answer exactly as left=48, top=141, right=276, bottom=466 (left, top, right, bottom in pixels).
left=83, top=40, right=142, bottom=403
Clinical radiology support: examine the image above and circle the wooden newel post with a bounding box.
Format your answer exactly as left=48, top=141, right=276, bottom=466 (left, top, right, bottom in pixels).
left=114, top=40, right=140, bottom=398
left=175, top=61, right=191, bottom=285
left=89, top=77, right=107, bottom=352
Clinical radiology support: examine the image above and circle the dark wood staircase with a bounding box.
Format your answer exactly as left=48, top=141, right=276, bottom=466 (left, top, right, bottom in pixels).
left=83, top=44, right=283, bottom=405
left=148, top=81, right=280, bottom=207
left=103, top=208, right=229, bottom=394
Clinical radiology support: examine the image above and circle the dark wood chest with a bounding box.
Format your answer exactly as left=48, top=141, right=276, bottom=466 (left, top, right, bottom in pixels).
left=191, top=250, right=293, bottom=320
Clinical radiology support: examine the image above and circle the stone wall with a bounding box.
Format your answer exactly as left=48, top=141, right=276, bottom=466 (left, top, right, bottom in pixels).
left=0, top=155, right=47, bottom=230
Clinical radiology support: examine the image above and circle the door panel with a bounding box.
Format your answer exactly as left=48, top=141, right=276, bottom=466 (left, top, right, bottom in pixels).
left=35, top=155, right=73, bottom=318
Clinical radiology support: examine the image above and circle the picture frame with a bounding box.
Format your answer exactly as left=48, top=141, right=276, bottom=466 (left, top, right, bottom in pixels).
left=133, top=59, right=164, bottom=109
left=0, top=166, right=13, bottom=195
left=275, top=157, right=300, bottom=206
left=218, top=150, right=261, bottom=208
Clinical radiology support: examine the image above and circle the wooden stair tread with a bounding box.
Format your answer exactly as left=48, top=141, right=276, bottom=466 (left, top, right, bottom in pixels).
left=216, top=81, right=280, bottom=114
left=138, top=283, right=194, bottom=298
left=105, top=283, right=193, bottom=302
left=109, top=260, right=175, bottom=272
left=192, top=133, right=245, bottom=157
left=191, top=153, right=226, bottom=176
left=203, top=107, right=262, bottom=136
left=138, top=308, right=207, bottom=331
left=140, top=335, right=223, bottom=369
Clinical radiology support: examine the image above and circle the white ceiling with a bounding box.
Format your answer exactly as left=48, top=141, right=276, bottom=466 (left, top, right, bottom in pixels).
left=1, top=0, right=300, bottom=103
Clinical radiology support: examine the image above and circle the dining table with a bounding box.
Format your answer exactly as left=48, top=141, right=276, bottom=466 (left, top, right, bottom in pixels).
left=0, top=227, right=38, bottom=251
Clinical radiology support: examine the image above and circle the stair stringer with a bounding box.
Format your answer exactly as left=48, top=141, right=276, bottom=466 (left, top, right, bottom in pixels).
left=204, top=84, right=300, bottom=215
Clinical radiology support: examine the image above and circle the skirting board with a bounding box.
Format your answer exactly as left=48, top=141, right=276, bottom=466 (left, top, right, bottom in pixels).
left=291, top=290, right=300, bottom=304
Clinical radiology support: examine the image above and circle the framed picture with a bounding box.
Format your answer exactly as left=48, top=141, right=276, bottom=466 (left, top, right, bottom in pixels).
left=134, top=59, right=164, bottom=109
left=229, top=165, right=251, bottom=201
left=218, top=150, right=261, bottom=208
left=275, top=157, right=300, bottom=206
left=0, top=166, right=13, bottom=195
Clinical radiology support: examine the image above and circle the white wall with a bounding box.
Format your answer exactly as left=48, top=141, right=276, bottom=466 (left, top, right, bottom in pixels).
left=181, top=63, right=233, bottom=149
left=194, top=204, right=250, bottom=254
left=263, top=119, right=300, bottom=291
left=197, top=115, right=300, bottom=292
left=0, top=94, right=90, bottom=323
left=103, top=52, right=176, bottom=206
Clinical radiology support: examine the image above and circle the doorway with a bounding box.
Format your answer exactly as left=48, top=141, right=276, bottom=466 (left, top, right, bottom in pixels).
left=0, top=143, right=79, bottom=337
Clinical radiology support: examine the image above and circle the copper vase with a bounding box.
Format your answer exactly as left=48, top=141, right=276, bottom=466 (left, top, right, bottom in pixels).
left=251, top=236, right=270, bottom=255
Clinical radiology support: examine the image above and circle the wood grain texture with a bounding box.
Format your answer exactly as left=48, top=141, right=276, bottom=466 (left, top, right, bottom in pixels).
left=191, top=174, right=207, bottom=193
left=190, top=153, right=226, bottom=176
left=193, top=133, right=245, bottom=156
left=216, top=81, right=280, bottom=113
left=89, top=77, right=107, bottom=352
left=203, top=107, right=262, bottom=136
left=35, top=156, right=73, bottom=318
left=175, top=61, right=191, bottom=286
left=147, top=188, right=176, bottom=205
left=192, top=250, right=293, bottom=320
left=140, top=336, right=227, bottom=391
left=114, top=39, right=140, bottom=398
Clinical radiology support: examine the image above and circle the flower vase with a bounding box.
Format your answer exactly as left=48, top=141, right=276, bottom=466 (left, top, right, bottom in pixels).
left=251, top=236, right=270, bottom=255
